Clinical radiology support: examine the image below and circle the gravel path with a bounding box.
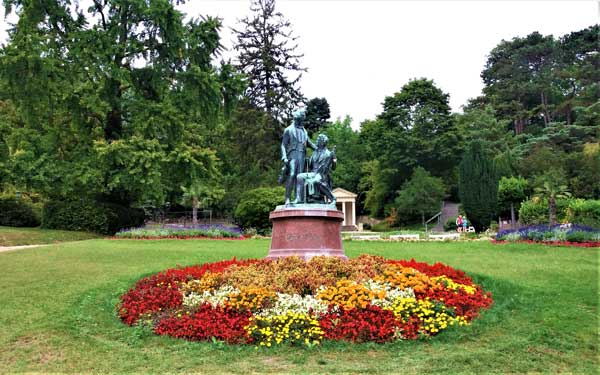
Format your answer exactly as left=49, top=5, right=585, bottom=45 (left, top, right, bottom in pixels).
left=0, top=244, right=49, bottom=253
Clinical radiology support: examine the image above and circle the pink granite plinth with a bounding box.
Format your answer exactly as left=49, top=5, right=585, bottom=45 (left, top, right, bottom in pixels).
left=267, top=206, right=347, bottom=261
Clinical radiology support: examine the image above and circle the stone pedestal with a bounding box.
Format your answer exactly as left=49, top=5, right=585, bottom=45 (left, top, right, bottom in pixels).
left=267, top=205, right=347, bottom=260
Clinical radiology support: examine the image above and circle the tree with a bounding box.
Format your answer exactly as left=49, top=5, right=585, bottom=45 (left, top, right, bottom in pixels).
left=304, top=97, right=331, bottom=135
left=459, top=141, right=499, bottom=232
left=181, top=180, right=225, bottom=226
left=394, top=167, right=446, bottom=225
left=497, top=176, right=529, bottom=227
left=322, top=116, right=364, bottom=194
left=232, top=0, right=306, bottom=121
left=454, top=105, right=513, bottom=155
left=360, top=79, right=461, bottom=215
left=554, top=25, right=599, bottom=123
left=0, top=1, right=241, bottom=207
left=482, top=32, right=558, bottom=133
left=533, top=170, right=571, bottom=226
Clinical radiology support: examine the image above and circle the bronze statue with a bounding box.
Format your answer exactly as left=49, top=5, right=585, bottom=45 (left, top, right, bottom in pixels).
left=280, top=108, right=316, bottom=205
left=294, top=134, right=337, bottom=205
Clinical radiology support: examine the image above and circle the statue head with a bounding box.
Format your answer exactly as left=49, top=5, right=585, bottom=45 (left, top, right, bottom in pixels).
left=292, top=108, right=306, bottom=128
left=316, top=133, right=329, bottom=148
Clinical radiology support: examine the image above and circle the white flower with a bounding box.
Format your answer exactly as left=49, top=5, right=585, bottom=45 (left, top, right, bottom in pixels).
left=362, top=279, right=415, bottom=308
left=257, top=292, right=329, bottom=317
left=182, top=285, right=239, bottom=308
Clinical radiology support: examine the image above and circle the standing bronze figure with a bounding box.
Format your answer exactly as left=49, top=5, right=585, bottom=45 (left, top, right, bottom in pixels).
left=280, top=108, right=316, bottom=205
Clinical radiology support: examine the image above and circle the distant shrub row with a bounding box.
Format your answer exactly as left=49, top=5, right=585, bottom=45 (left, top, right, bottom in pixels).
left=519, top=199, right=600, bottom=228
left=42, top=200, right=145, bottom=235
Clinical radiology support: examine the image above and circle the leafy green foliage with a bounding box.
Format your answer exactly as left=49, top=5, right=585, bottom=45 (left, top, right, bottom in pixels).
left=322, top=116, right=366, bottom=199
left=0, top=194, right=40, bottom=227
left=497, top=176, right=529, bottom=217
left=481, top=26, right=598, bottom=133
left=393, top=167, right=446, bottom=225
left=532, top=170, right=571, bottom=225
left=444, top=218, right=458, bottom=232
left=0, top=0, right=241, bottom=207
left=454, top=105, right=513, bottom=155
left=234, top=187, right=285, bottom=234
left=459, top=141, right=499, bottom=232
left=42, top=199, right=144, bottom=235
left=565, top=199, right=600, bottom=228
left=518, top=198, right=570, bottom=226
left=360, top=79, right=460, bottom=216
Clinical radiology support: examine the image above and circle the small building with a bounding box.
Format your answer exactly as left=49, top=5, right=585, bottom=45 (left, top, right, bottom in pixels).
left=332, top=188, right=357, bottom=231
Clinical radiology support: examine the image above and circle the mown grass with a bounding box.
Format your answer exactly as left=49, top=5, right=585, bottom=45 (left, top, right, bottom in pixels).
left=0, top=239, right=597, bottom=374
left=0, top=226, right=101, bottom=246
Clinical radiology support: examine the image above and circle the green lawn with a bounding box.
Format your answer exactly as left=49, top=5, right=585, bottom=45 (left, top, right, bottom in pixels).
left=0, top=239, right=597, bottom=373
left=0, top=226, right=101, bottom=246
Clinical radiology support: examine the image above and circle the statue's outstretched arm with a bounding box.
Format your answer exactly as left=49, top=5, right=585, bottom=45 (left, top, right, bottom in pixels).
left=307, top=135, right=317, bottom=151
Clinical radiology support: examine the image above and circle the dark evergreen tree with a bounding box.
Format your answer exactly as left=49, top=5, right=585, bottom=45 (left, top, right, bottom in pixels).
left=459, top=141, right=499, bottom=232
left=232, top=0, right=306, bottom=122
left=304, top=97, right=331, bottom=135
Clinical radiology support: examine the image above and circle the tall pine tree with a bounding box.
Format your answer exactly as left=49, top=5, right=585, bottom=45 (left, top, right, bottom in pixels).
left=232, top=0, right=306, bottom=122
left=459, top=141, right=499, bottom=232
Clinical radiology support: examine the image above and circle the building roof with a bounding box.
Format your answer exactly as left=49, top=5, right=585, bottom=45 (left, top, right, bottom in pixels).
left=332, top=187, right=357, bottom=198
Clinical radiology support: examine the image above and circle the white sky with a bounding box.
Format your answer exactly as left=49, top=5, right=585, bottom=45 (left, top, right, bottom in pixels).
left=1, top=0, right=598, bottom=128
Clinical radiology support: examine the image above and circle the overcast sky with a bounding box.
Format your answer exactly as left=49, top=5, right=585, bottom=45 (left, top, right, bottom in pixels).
left=1, top=1, right=598, bottom=128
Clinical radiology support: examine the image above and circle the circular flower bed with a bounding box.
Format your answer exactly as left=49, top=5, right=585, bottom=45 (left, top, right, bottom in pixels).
left=118, top=256, right=493, bottom=346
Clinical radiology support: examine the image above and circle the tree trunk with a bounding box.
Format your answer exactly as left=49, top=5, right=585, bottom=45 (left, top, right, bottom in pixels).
left=510, top=202, right=516, bottom=229
left=192, top=196, right=198, bottom=226
left=514, top=119, right=524, bottom=135
left=541, top=92, right=548, bottom=127
left=549, top=196, right=556, bottom=226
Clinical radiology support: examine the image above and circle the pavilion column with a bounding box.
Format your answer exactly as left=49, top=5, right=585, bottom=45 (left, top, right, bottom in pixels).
left=352, top=201, right=356, bottom=226
left=341, top=201, right=347, bottom=225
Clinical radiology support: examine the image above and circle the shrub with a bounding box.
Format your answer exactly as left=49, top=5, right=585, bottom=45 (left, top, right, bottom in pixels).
left=518, top=198, right=569, bottom=225
left=42, top=199, right=144, bottom=235
left=371, top=221, right=392, bottom=232
left=234, top=187, right=285, bottom=234
left=444, top=217, right=457, bottom=231
left=565, top=231, right=587, bottom=243
left=0, top=194, right=41, bottom=227
left=566, top=199, right=600, bottom=228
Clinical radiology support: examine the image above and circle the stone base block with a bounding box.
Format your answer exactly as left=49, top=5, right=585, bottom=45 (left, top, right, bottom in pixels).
left=267, top=206, right=347, bottom=261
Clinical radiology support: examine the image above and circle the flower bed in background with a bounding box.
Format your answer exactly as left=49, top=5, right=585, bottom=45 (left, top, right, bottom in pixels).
left=118, top=256, right=493, bottom=346
left=495, top=224, right=600, bottom=247
left=114, top=224, right=244, bottom=240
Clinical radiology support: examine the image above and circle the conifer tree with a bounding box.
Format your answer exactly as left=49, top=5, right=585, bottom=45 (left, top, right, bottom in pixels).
left=459, top=141, right=499, bottom=232
left=232, top=0, right=306, bottom=122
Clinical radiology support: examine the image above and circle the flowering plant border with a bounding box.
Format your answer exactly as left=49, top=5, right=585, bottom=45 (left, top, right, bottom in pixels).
left=492, top=239, right=599, bottom=248
left=118, top=256, right=493, bottom=347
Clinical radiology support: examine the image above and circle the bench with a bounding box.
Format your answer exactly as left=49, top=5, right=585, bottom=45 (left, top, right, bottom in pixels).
left=351, top=235, right=381, bottom=241
left=389, top=234, right=420, bottom=241
left=429, top=233, right=460, bottom=241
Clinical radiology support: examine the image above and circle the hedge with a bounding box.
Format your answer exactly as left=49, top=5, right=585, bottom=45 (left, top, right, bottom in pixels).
left=566, top=199, right=600, bottom=228
left=42, top=199, right=145, bottom=235
left=0, top=195, right=41, bottom=227
left=519, top=198, right=600, bottom=228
